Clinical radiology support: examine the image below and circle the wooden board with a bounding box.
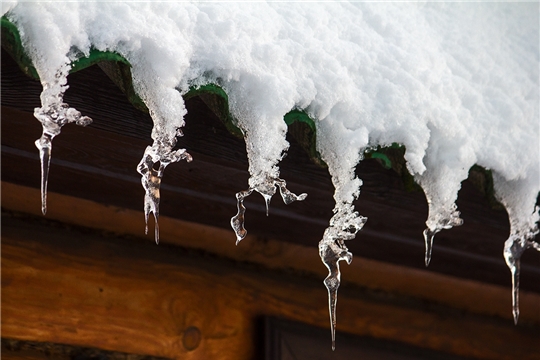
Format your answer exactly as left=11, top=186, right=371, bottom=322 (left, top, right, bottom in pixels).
left=2, top=213, right=539, bottom=360
left=3, top=181, right=540, bottom=325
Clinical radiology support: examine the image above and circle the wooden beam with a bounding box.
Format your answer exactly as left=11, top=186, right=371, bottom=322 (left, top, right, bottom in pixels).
left=3, top=181, right=540, bottom=325
left=2, top=212, right=539, bottom=360
left=1, top=339, right=169, bottom=360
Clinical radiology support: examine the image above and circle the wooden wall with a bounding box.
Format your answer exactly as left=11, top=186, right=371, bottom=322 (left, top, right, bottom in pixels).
left=2, top=184, right=539, bottom=360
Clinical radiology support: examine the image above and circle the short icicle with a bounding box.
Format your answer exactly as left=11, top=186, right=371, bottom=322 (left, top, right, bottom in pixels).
left=422, top=203, right=463, bottom=267
left=230, top=177, right=307, bottom=244
left=503, top=234, right=540, bottom=324
left=231, top=189, right=253, bottom=244
left=137, top=140, right=192, bottom=244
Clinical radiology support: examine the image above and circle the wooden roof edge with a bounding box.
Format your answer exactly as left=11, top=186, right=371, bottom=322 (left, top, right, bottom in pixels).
left=3, top=180, right=538, bottom=325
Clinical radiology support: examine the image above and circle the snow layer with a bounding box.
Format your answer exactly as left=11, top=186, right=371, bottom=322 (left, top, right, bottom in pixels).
left=3, top=0, right=539, bottom=340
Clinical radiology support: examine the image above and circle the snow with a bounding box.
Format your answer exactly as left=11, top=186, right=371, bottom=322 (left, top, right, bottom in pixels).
left=3, top=1, right=539, bottom=344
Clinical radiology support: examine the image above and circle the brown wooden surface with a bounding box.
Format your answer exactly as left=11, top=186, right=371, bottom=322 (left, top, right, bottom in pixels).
left=3, top=212, right=540, bottom=360
left=1, top=338, right=169, bottom=360
left=2, top=47, right=539, bottom=292
left=3, top=181, right=540, bottom=326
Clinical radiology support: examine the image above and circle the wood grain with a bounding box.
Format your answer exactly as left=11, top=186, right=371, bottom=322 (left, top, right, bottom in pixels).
left=2, top=181, right=540, bottom=325
left=2, top=213, right=540, bottom=360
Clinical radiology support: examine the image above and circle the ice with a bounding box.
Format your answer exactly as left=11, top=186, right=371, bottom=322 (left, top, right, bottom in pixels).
left=494, top=173, right=540, bottom=324
left=316, top=120, right=367, bottom=348
left=230, top=189, right=253, bottom=244
left=422, top=203, right=464, bottom=266
left=319, top=205, right=367, bottom=350
left=231, top=177, right=307, bottom=244
left=504, top=235, right=540, bottom=324
left=137, top=135, right=192, bottom=244
left=32, top=66, right=92, bottom=214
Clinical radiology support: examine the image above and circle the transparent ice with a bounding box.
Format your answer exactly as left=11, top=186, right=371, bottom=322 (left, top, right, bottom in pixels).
left=231, top=177, right=307, bottom=244
left=503, top=226, right=540, bottom=324
left=137, top=130, right=192, bottom=244
left=423, top=203, right=464, bottom=266
left=33, top=67, right=92, bottom=214
left=319, top=206, right=367, bottom=351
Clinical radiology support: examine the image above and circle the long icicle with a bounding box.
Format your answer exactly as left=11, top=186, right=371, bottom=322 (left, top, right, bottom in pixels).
left=319, top=208, right=366, bottom=350
left=34, top=98, right=92, bottom=215
left=35, top=133, right=53, bottom=215
left=319, top=232, right=353, bottom=351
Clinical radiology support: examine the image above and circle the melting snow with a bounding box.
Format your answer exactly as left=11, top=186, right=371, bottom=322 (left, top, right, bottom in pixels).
left=3, top=1, right=539, bottom=346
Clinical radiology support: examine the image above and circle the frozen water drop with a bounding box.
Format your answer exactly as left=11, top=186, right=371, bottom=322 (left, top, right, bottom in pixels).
left=231, top=188, right=253, bottom=244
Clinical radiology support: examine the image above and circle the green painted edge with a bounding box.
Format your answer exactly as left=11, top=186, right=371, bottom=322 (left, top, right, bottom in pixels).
left=1, top=16, right=39, bottom=79
left=364, top=143, right=402, bottom=170
left=71, top=49, right=130, bottom=73
left=184, top=83, right=245, bottom=138
left=2, top=16, right=130, bottom=77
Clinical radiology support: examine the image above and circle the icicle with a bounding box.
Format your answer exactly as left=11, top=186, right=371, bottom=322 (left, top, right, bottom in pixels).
left=231, top=189, right=253, bottom=245
left=319, top=207, right=366, bottom=350
left=492, top=173, right=540, bottom=323
left=276, top=178, right=307, bottom=204
left=137, top=134, right=192, bottom=244
left=33, top=71, right=92, bottom=215
left=423, top=228, right=435, bottom=267
left=35, top=132, right=53, bottom=215
left=230, top=177, right=307, bottom=244
left=503, top=233, right=540, bottom=324
left=422, top=202, right=463, bottom=266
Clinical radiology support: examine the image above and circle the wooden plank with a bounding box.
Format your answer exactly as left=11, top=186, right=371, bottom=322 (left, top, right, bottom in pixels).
left=2, top=213, right=540, bottom=360
left=3, top=181, right=540, bottom=326
left=1, top=338, right=171, bottom=360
